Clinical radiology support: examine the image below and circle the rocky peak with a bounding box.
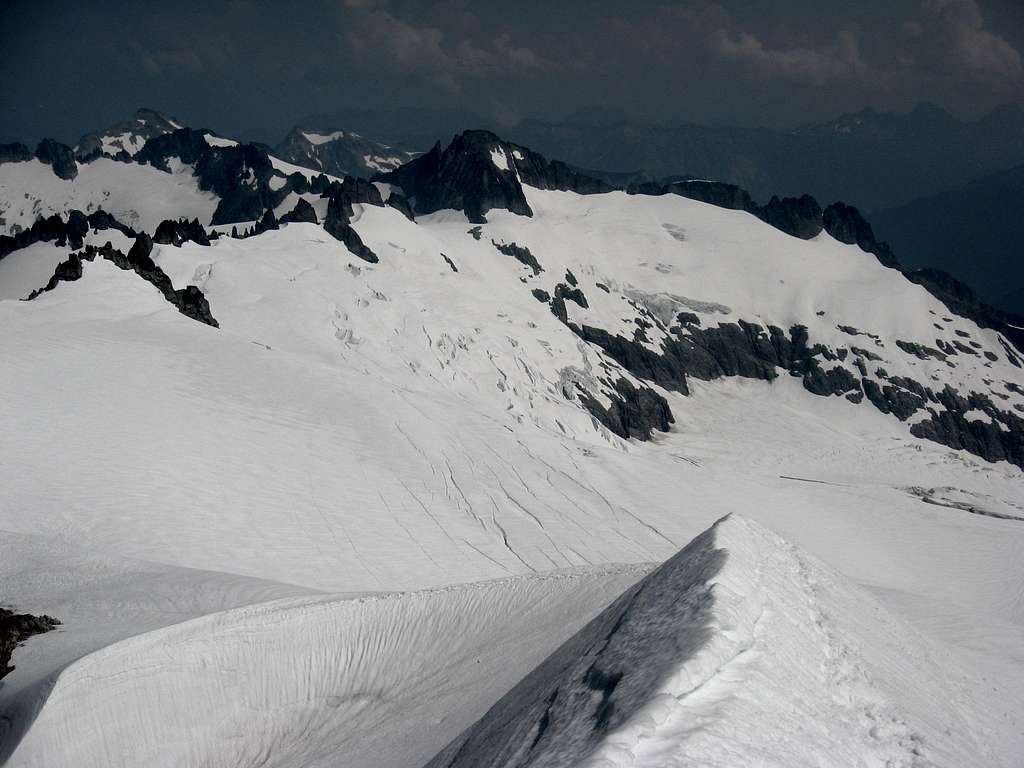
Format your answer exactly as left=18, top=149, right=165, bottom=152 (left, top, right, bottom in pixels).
left=34, top=139, right=77, bottom=180
left=823, top=202, right=898, bottom=268
left=273, top=126, right=414, bottom=179
left=382, top=130, right=531, bottom=223
left=74, top=107, right=184, bottom=161
left=136, top=128, right=212, bottom=170
left=0, top=142, right=32, bottom=164
left=381, top=130, right=613, bottom=223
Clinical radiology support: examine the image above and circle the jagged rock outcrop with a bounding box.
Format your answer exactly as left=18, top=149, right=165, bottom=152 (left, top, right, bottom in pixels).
left=28, top=236, right=218, bottom=327
left=253, top=209, right=279, bottom=235
left=64, top=210, right=89, bottom=249
left=902, top=268, right=1024, bottom=353
left=153, top=218, right=211, bottom=247
left=322, top=179, right=383, bottom=263
left=910, top=388, right=1024, bottom=467
left=550, top=283, right=590, bottom=323
left=196, top=144, right=278, bottom=225
left=492, top=240, right=543, bottom=275
left=34, top=139, right=77, bottom=180
left=381, top=130, right=614, bottom=224
left=759, top=194, right=823, bottom=239
left=823, top=202, right=899, bottom=268
left=74, top=108, right=183, bottom=161
left=647, top=180, right=757, bottom=211
left=386, top=192, right=414, bottom=221
left=0, top=215, right=68, bottom=259
left=574, top=320, right=862, bottom=400
left=559, top=311, right=877, bottom=444
left=555, top=283, right=588, bottom=309
left=135, top=129, right=301, bottom=225
left=561, top=300, right=1024, bottom=468
left=577, top=377, right=673, bottom=440
left=0, top=142, right=32, bottom=164
left=85, top=209, right=137, bottom=237
left=135, top=128, right=211, bottom=170
left=0, top=210, right=136, bottom=261
left=309, top=174, right=332, bottom=195
left=1, top=608, right=60, bottom=680
left=652, top=183, right=825, bottom=241
left=634, top=174, right=1020, bottom=352
left=280, top=198, right=318, bottom=225
left=505, top=147, right=615, bottom=196
left=383, top=131, right=533, bottom=224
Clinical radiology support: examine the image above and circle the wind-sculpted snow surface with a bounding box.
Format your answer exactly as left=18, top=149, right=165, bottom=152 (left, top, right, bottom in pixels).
left=426, top=516, right=993, bottom=767
left=5, top=567, right=647, bottom=768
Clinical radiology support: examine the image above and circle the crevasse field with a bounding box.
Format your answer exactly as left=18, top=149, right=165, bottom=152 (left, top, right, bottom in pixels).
left=1, top=164, right=1023, bottom=766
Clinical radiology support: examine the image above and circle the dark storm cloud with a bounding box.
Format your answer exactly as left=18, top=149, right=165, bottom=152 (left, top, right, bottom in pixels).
left=338, top=0, right=555, bottom=94
left=1, top=0, right=1021, bottom=145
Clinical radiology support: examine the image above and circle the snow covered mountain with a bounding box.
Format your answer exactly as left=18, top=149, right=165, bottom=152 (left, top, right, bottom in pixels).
left=0, top=110, right=407, bottom=239
left=1, top=125, right=1023, bottom=766
left=274, top=126, right=416, bottom=178
left=73, top=108, right=186, bottom=161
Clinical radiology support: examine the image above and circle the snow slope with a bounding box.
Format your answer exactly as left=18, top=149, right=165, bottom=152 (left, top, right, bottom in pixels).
left=0, top=158, right=218, bottom=236
left=427, top=515, right=994, bottom=767
left=1, top=174, right=1023, bottom=764
left=73, top=108, right=184, bottom=160
left=273, top=126, right=415, bottom=178
left=5, top=565, right=645, bottom=768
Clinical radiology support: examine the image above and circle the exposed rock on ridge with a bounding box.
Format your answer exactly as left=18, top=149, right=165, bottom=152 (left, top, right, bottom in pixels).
left=28, top=235, right=218, bottom=327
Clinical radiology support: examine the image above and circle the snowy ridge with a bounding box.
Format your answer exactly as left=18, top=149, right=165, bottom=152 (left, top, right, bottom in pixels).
left=274, top=126, right=415, bottom=179
left=0, top=157, right=218, bottom=236
left=427, top=515, right=989, bottom=768
left=74, top=108, right=184, bottom=161
left=5, top=565, right=647, bottom=768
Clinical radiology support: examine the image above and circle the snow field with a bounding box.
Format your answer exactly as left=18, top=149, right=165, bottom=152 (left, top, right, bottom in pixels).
left=0, top=158, right=218, bottom=236
left=5, top=566, right=648, bottom=768
left=1, top=177, right=1023, bottom=765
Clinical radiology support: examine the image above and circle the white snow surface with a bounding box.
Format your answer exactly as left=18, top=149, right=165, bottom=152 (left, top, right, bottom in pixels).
left=302, top=130, right=346, bottom=145
left=268, top=154, right=340, bottom=181
left=491, top=146, right=511, bottom=171
left=6, top=559, right=645, bottom=768
left=0, top=158, right=218, bottom=235
left=428, top=516, right=996, bottom=767
left=203, top=134, right=239, bottom=148
left=99, top=131, right=147, bottom=157
left=0, top=229, right=136, bottom=300
left=1, top=184, right=1023, bottom=765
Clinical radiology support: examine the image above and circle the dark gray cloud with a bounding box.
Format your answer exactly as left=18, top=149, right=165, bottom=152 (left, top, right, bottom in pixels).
left=1, top=0, right=1020, bottom=145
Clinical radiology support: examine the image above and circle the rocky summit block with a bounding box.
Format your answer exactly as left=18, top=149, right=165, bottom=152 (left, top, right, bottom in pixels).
left=34, top=139, right=77, bottom=180
left=382, top=130, right=615, bottom=224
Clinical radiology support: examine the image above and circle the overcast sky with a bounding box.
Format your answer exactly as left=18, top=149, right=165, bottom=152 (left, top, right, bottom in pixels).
left=2, top=0, right=1022, bottom=145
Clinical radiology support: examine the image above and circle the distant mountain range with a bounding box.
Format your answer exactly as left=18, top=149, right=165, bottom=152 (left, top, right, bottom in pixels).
left=273, top=127, right=414, bottom=179
left=871, top=164, right=1024, bottom=316
left=43, top=108, right=413, bottom=181
left=301, top=102, right=1024, bottom=213
left=3, top=103, right=1021, bottom=316
left=300, top=102, right=1024, bottom=314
